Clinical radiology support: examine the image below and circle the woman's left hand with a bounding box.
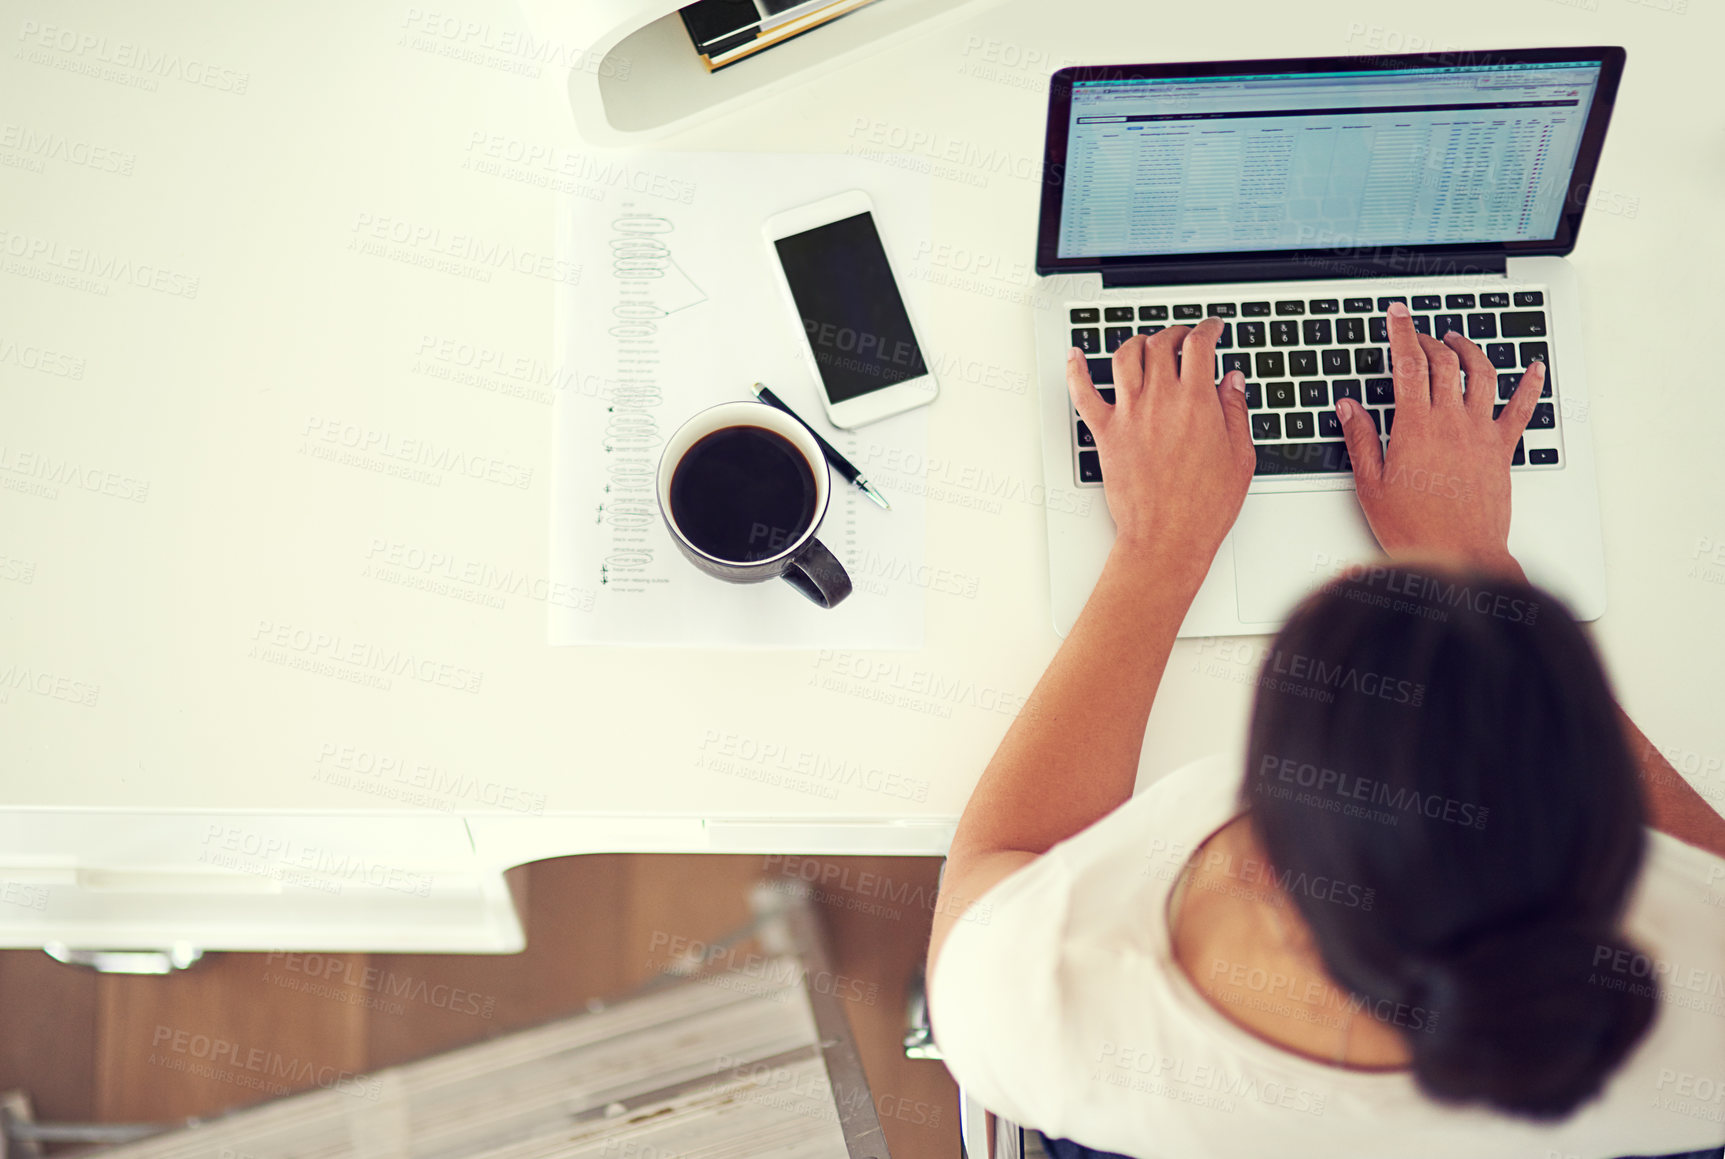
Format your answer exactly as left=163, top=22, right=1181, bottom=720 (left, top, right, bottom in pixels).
left=1066, top=319, right=1256, bottom=572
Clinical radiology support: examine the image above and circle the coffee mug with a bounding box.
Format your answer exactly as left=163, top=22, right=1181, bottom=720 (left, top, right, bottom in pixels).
left=657, top=401, right=853, bottom=609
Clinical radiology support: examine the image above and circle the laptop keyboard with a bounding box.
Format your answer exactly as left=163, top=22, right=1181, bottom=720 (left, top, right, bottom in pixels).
left=1067, top=291, right=1562, bottom=485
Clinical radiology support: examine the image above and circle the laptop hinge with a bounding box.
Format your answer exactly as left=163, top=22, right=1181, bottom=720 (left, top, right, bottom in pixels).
left=1098, top=253, right=1508, bottom=290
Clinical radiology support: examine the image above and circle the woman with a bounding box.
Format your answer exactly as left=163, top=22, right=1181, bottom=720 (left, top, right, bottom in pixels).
left=926, top=305, right=1725, bottom=1159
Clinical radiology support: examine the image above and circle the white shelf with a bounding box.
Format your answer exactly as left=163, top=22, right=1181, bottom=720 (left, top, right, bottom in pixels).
left=550, top=0, right=1007, bottom=146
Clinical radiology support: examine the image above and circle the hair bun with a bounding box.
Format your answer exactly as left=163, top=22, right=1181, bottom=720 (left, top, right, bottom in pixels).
left=1405, top=925, right=1655, bottom=1119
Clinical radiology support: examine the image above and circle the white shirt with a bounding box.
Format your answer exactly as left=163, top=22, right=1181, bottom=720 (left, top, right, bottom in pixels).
left=930, top=751, right=1725, bottom=1159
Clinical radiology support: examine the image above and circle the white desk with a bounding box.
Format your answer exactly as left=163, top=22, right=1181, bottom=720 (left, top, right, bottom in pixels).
left=2, top=0, right=1721, bottom=951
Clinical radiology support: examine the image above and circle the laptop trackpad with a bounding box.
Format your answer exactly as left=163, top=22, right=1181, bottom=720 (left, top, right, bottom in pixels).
left=1231, top=491, right=1379, bottom=625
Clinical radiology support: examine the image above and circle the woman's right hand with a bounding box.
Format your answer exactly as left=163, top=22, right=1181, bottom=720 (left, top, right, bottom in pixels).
left=1337, top=301, right=1546, bottom=574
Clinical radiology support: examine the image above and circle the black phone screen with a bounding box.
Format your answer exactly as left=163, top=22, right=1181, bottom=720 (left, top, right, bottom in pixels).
left=773, top=211, right=927, bottom=405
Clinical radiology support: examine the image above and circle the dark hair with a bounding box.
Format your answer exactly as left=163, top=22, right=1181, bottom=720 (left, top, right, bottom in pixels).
left=1240, top=563, right=1653, bottom=1119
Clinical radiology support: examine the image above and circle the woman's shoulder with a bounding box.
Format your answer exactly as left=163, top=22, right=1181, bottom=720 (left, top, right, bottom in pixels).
left=929, top=748, right=1246, bottom=1024
left=1084, top=749, right=1248, bottom=844
left=929, top=751, right=1251, bottom=1135
left=1056, top=749, right=1248, bottom=881
left=1642, top=828, right=1725, bottom=887
left=1625, top=831, right=1725, bottom=951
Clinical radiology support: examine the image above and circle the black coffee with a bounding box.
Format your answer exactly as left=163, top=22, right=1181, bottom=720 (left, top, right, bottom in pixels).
left=669, top=425, right=817, bottom=563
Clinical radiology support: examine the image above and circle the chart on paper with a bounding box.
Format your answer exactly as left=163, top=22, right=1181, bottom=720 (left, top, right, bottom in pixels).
left=551, top=151, right=931, bottom=648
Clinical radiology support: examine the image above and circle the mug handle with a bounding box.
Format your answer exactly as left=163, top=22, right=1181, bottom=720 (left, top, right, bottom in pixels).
left=783, top=536, right=852, bottom=609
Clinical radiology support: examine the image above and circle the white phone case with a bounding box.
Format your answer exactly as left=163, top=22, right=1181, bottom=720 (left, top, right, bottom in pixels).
left=761, top=188, right=938, bottom=429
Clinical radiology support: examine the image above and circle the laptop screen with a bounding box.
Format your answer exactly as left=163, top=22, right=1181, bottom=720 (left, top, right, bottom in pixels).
left=1055, top=61, right=1606, bottom=260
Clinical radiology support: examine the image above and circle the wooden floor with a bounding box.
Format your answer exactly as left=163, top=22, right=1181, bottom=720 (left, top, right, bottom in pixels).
left=0, top=854, right=958, bottom=1159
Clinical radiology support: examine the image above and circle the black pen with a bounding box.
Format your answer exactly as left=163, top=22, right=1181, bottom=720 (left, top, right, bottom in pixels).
left=750, top=382, right=890, bottom=511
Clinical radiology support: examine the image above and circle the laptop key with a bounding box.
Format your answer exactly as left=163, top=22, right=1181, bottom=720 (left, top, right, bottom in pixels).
left=1369, top=317, right=1389, bottom=342
left=1321, top=349, right=1351, bottom=375
left=1332, top=379, right=1362, bottom=403
left=1222, top=353, right=1250, bottom=377
left=1285, top=412, right=1316, bottom=439
left=1105, top=327, right=1133, bottom=352
left=1318, top=411, right=1343, bottom=438
left=1289, top=350, right=1318, bottom=376
left=1242, top=301, right=1272, bottom=316
left=1512, top=439, right=1524, bottom=466
left=1174, top=304, right=1204, bottom=320
left=1410, top=315, right=1431, bottom=335
left=1343, top=297, right=1373, bottom=314
left=1299, top=381, right=1328, bottom=407
left=1376, top=296, right=1406, bottom=310
left=1244, top=382, right=1262, bottom=409
left=1302, top=319, right=1332, bottom=345
left=1384, top=406, right=1396, bottom=433
left=1275, top=300, right=1306, bottom=315
left=1097, top=388, right=1115, bottom=404
left=1355, top=348, right=1385, bottom=374
left=1520, top=341, right=1548, bottom=366
left=1085, top=357, right=1113, bottom=384
left=1076, top=420, right=1095, bottom=446
left=1078, top=449, right=1103, bottom=483
left=1138, top=325, right=1164, bottom=337
left=1270, top=320, right=1299, bottom=346
left=1140, top=305, right=1169, bottom=320
left=1481, top=292, right=1510, bottom=308
left=1366, top=378, right=1394, bottom=405
left=1207, top=303, right=1238, bottom=317
left=1336, top=317, right=1365, bottom=344
left=1530, top=447, right=1559, bottom=465
left=1266, top=381, right=1296, bottom=408
left=1445, top=293, right=1476, bottom=309
left=1500, top=311, right=1547, bottom=337
left=1213, top=323, right=1233, bottom=348
left=1529, top=403, right=1556, bottom=429
left=1251, top=413, right=1282, bottom=440
left=1513, top=291, right=1544, bottom=307
left=1497, top=369, right=1551, bottom=399
left=1073, top=328, right=1100, bottom=354
left=1310, top=299, right=1339, bottom=314
left=1487, top=343, right=1516, bottom=368
left=1433, top=313, right=1464, bottom=338
left=1072, top=308, right=1100, bottom=324
left=1255, top=441, right=1352, bottom=475
left=1412, top=295, right=1442, bottom=310
left=1255, top=352, right=1285, bottom=378
left=1238, top=321, right=1266, bottom=347
left=1467, top=313, right=1497, bottom=340
left=1105, top=306, right=1135, bottom=322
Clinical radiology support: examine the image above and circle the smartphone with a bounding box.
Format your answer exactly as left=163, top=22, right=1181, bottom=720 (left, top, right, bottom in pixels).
left=762, top=190, right=938, bottom=429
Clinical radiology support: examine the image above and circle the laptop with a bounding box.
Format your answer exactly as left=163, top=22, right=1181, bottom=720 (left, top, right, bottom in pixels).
left=1031, top=47, right=1626, bottom=637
